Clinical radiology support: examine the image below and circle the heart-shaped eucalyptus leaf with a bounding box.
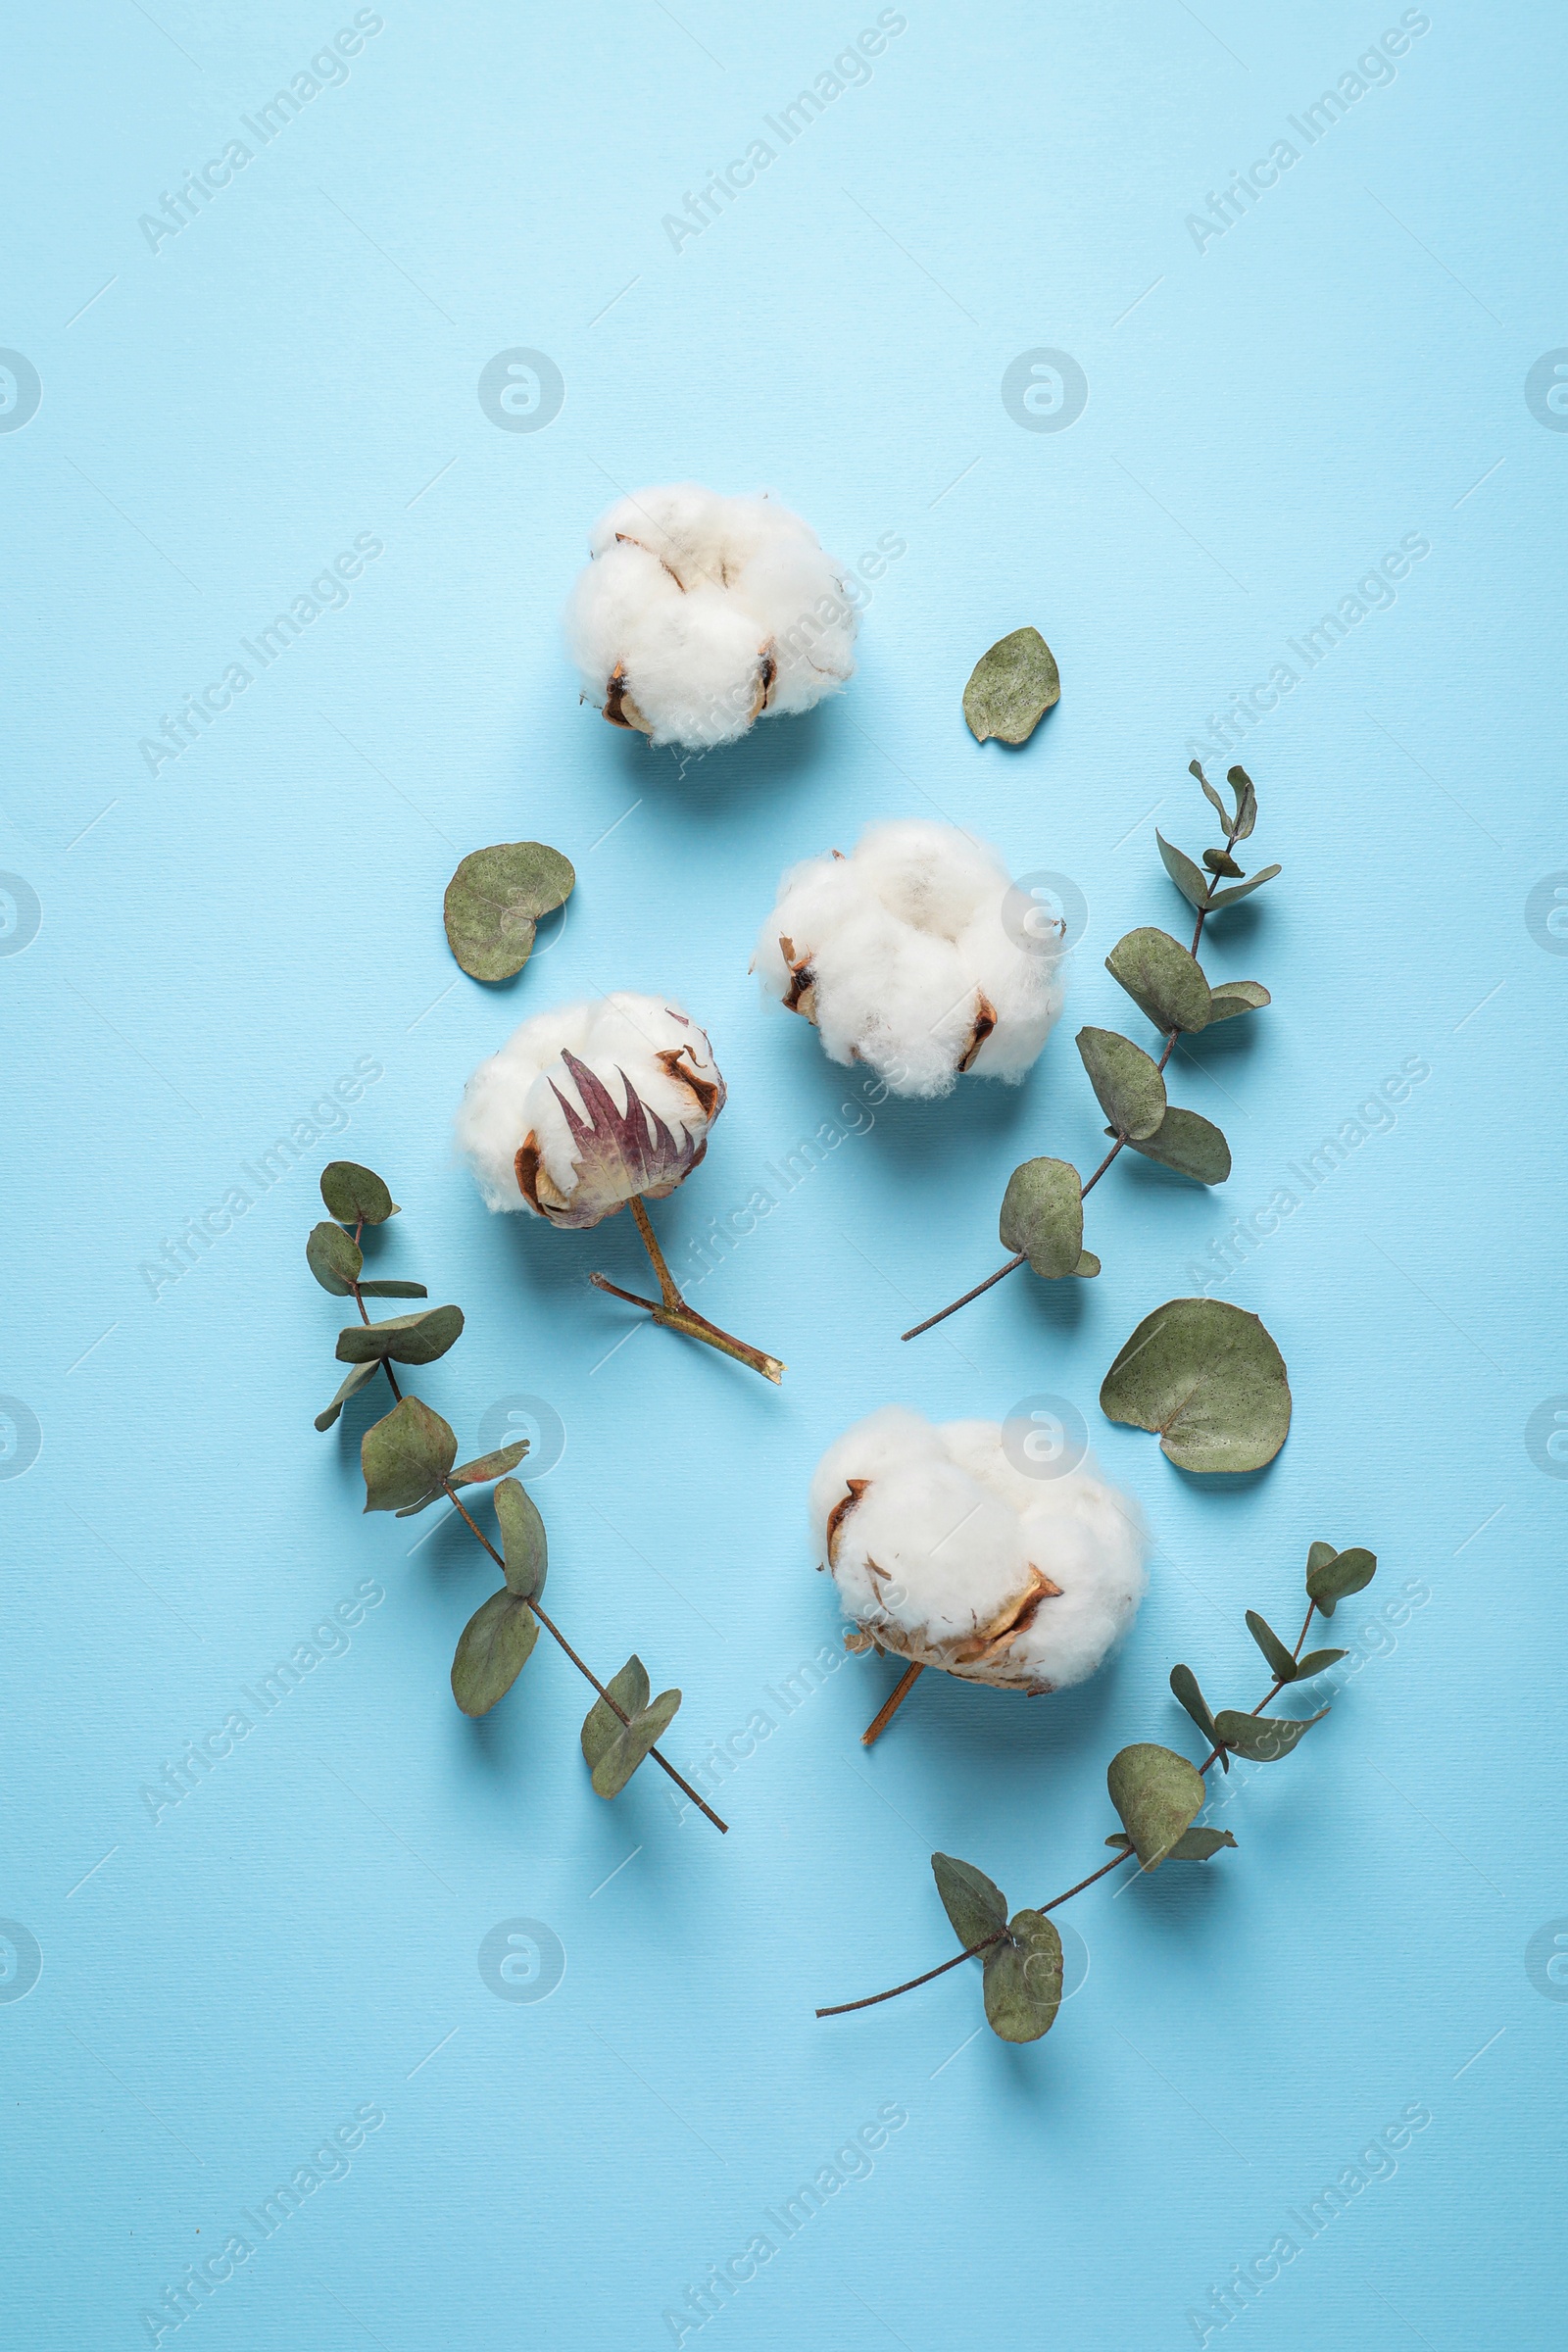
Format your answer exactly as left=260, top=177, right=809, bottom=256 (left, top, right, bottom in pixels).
left=931, top=1852, right=1008, bottom=1950
left=1100, top=1298, right=1292, bottom=1472
left=361, top=1394, right=457, bottom=1513
left=962, top=626, right=1060, bottom=745
left=1105, top=927, right=1211, bottom=1034
left=443, top=841, right=576, bottom=982
left=1169, top=1663, right=1227, bottom=1769
left=999, top=1156, right=1090, bottom=1278
left=581, top=1657, right=681, bottom=1798
left=1215, top=1707, right=1326, bottom=1762
left=1123, top=1105, right=1231, bottom=1185
left=336, top=1304, right=465, bottom=1366
left=320, top=1161, right=399, bottom=1224
left=1107, top=1742, right=1205, bottom=1869
left=1305, top=1544, right=1377, bottom=1615
left=495, top=1476, right=548, bottom=1600
left=982, top=1909, right=1062, bottom=2042
left=1205, top=980, right=1271, bottom=1023
left=1156, top=831, right=1212, bottom=912
left=1076, top=1027, right=1166, bottom=1141
left=1246, top=1609, right=1298, bottom=1684
left=314, top=1357, right=380, bottom=1432
left=451, top=1589, right=539, bottom=1716
left=307, top=1221, right=363, bottom=1296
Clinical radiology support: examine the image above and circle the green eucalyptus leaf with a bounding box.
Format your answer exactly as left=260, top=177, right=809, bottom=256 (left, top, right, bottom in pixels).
left=999, top=1156, right=1084, bottom=1279
left=443, top=841, right=576, bottom=983
left=1106, top=1742, right=1205, bottom=1869
left=580, top=1657, right=653, bottom=1770
left=1205, top=981, right=1271, bottom=1023
left=1105, top=927, right=1212, bottom=1034
left=1076, top=1027, right=1167, bottom=1141
left=319, top=1161, right=399, bottom=1224
left=1226, top=766, right=1258, bottom=841
left=1246, top=1609, right=1299, bottom=1684
left=451, top=1589, right=539, bottom=1716
left=1190, top=760, right=1231, bottom=830
left=314, top=1358, right=380, bottom=1432
left=336, top=1304, right=465, bottom=1366
left=1215, top=1707, right=1326, bottom=1761
left=1105, top=1831, right=1134, bottom=1849
left=451, top=1441, right=530, bottom=1491
left=931, top=1852, right=1008, bottom=1950
left=1169, top=1663, right=1227, bottom=1769
left=1101, top=1298, right=1292, bottom=1473
left=1124, top=1105, right=1231, bottom=1186
left=1075, top=1249, right=1102, bottom=1278
left=583, top=1683, right=682, bottom=1799
left=1306, top=1545, right=1377, bottom=1615
left=962, top=626, right=1060, bottom=745
left=1156, top=830, right=1212, bottom=912
left=1165, top=1826, right=1238, bottom=1860
left=983, top=1909, right=1062, bottom=2042
left=1202, top=847, right=1244, bottom=877
left=1295, top=1647, right=1348, bottom=1679
left=361, top=1395, right=457, bottom=1513
left=355, top=1280, right=429, bottom=1298
left=1204, top=863, right=1282, bottom=910
left=494, top=1476, right=548, bottom=1599
left=307, top=1221, right=363, bottom=1296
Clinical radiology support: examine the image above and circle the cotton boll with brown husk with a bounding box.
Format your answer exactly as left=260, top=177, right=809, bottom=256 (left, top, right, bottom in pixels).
left=456, top=993, right=725, bottom=1229
left=755, top=820, right=1065, bottom=1099
left=564, top=483, right=858, bottom=750
left=810, top=1406, right=1147, bottom=1693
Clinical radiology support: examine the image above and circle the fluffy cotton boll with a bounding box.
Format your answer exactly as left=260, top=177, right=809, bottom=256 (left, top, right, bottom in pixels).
left=456, top=992, right=725, bottom=1229
left=756, top=819, right=1065, bottom=1099
left=564, top=483, right=858, bottom=750
left=811, top=1406, right=1147, bottom=1693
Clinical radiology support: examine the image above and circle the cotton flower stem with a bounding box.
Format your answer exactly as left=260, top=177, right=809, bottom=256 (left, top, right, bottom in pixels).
left=901, top=897, right=1217, bottom=1342
left=347, top=1245, right=727, bottom=1835
left=860, top=1660, right=926, bottom=1746
left=589, top=1196, right=785, bottom=1384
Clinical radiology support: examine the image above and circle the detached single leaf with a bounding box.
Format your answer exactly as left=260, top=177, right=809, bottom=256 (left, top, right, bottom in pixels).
left=336, top=1304, right=465, bottom=1366
left=1295, top=1647, right=1348, bottom=1679
left=1246, top=1609, right=1299, bottom=1684
left=451, top=1590, right=539, bottom=1716
left=355, top=1279, right=429, bottom=1298
left=1164, top=1826, right=1238, bottom=1860
left=983, top=1910, right=1062, bottom=2042
left=1101, top=1298, right=1292, bottom=1473
left=962, top=626, right=1060, bottom=745
left=1204, top=862, right=1281, bottom=909
left=320, top=1161, right=398, bottom=1224
left=1107, top=1742, right=1205, bottom=1869
left=314, top=1358, right=380, bottom=1432
left=1124, top=1105, right=1231, bottom=1185
left=1156, top=831, right=1212, bottom=912
left=580, top=1657, right=653, bottom=1771
left=1306, top=1545, right=1377, bottom=1615
left=1076, top=1027, right=1167, bottom=1141
left=584, top=1686, right=682, bottom=1799
left=451, top=1441, right=530, bottom=1491
left=494, top=1476, right=548, bottom=1600
left=1215, top=1707, right=1327, bottom=1762
left=443, top=841, right=576, bottom=982
left=931, top=1853, right=1008, bottom=1950
left=999, top=1156, right=1084, bottom=1279
left=1205, top=981, right=1271, bottom=1024
left=361, top=1394, right=457, bottom=1513
left=1169, top=1663, right=1227, bottom=1769
left=1105, top=926, right=1211, bottom=1034
left=307, top=1221, right=363, bottom=1296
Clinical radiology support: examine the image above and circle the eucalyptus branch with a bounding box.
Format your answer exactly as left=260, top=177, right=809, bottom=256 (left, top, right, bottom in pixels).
left=815, top=1537, right=1375, bottom=2040
left=308, top=1159, right=726, bottom=1833
left=903, top=762, right=1279, bottom=1343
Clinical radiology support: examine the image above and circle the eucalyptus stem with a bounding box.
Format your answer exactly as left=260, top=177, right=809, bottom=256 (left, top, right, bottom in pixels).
left=591, top=1194, right=784, bottom=1383
left=346, top=1236, right=727, bottom=1835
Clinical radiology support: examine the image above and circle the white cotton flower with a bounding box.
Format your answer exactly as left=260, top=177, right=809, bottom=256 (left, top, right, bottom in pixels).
left=563, top=482, right=858, bottom=750
left=456, top=992, right=725, bottom=1230
left=754, top=818, right=1064, bottom=1099
left=809, top=1405, right=1147, bottom=1693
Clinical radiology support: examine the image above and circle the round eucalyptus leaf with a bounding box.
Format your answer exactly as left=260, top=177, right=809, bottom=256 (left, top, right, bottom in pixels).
left=319, top=1161, right=399, bottom=1224
left=1156, top=830, right=1211, bottom=912
left=1076, top=1027, right=1166, bottom=1141
left=314, top=1357, right=380, bottom=1432
left=1205, top=980, right=1271, bottom=1023
left=1125, top=1106, right=1231, bottom=1185
left=1100, top=1298, right=1292, bottom=1473
left=1305, top=1544, right=1377, bottom=1615
left=580, top=1656, right=653, bottom=1771
left=495, top=1475, right=548, bottom=1599
left=1202, top=847, right=1244, bottom=877
left=962, top=626, right=1060, bottom=745
left=451, top=1590, right=539, bottom=1716
left=336, top=1304, right=465, bottom=1366
left=307, top=1220, right=363, bottom=1296
left=931, top=1852, right=1008, bottom=1950
left=444, top=841, right=576, bottom=982
left=999, top=1156, right=1083, bottom=1279
left=982, top=1909, right=1062, bottom=2042
left=1106, top=1742, right=1205, bottom=1870
left=1105, top=927, right=1211, bottom=1034
left=361, top=1394, right=457, bottom=1513
left=1215, top=1707, right=1326, bottom=1762
left=586, top=1688, right=682, bottom=1799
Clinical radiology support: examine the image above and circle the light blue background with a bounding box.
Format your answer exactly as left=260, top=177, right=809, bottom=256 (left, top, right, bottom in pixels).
left=3, top=3, right=1563, bottom=2345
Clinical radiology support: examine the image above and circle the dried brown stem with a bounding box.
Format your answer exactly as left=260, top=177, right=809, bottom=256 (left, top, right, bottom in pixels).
left=591, top=1195, right=785, bottom=1383
left=860, top=1660, right=925, bottom=1746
